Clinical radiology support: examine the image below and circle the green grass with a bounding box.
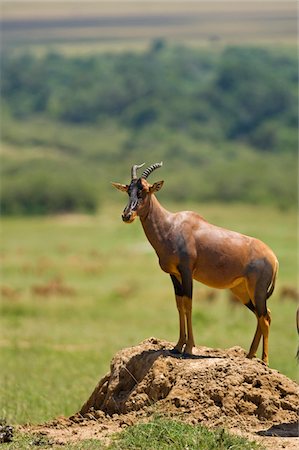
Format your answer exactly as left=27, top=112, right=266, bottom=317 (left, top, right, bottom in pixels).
left=0, top=204, right=297, bottom=426
left=108, top=416, right=264, bottom=450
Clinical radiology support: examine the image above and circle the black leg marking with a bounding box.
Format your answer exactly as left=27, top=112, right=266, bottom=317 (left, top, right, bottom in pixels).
left=245, top=258, right=273, bottom=317
left=170, top=264, right=193, bottom=299
left=178, top=264, right=193, bottom=299
left=245, top=300, right=256, bottom=313
left=170, top=274, right=184, bottom=297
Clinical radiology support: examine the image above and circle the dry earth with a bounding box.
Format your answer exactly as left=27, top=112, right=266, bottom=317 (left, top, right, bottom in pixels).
left=23, top=338, right=298, bottom=449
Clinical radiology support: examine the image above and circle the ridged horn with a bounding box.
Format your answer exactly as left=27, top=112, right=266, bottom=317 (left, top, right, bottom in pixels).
left=141, top=162, right=163, bottom=179
left=131, top=163, right=145, bottom=180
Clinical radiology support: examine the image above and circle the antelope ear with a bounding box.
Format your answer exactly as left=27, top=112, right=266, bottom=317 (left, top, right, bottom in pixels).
left=149, top=180, right=164, bottom=193
left=111, top=182, right=129, bottom=193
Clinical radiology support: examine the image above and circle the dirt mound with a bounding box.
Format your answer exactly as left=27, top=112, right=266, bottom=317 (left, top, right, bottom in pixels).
left=24, top=338, right=298, bottom=449
left=79, top=337, right=298, bottom=431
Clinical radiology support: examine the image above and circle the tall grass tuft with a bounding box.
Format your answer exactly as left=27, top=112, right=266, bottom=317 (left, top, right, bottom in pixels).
left=109, top=416, right=264, bottom=450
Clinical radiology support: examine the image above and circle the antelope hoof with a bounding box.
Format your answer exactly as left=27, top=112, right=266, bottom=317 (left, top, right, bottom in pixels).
left=170, top=347, right=182, bottom=355
left=182, top=352, right=196, bottom=359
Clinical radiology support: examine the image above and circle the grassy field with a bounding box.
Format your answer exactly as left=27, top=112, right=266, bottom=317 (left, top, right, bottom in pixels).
left=1, top=4, right=297, bottom=448
left=0, top=203, right=297, bottom=425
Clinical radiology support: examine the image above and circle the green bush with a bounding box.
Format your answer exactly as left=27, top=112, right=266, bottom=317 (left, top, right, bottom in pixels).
left=1, top=161, right=98, bottom=215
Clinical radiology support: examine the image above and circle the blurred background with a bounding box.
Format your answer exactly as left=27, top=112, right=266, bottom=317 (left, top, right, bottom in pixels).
left=1, top=0, right=298, bottom=212
left=0, top=0, right=298, bottom=424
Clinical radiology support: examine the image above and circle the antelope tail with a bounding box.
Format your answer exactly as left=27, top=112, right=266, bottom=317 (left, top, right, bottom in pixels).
left=266, top=259, right=279, bottom=300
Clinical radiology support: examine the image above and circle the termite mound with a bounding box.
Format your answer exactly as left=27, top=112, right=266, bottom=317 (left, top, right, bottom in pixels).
left=79, top=338, right=298, bottom=432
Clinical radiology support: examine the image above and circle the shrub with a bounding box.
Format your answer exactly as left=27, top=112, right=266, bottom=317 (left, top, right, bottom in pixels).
left=1, top=162, right=98, bottom=215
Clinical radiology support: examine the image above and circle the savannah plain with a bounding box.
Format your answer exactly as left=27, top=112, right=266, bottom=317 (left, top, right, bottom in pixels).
left=0, top=1, right=298, bottom=448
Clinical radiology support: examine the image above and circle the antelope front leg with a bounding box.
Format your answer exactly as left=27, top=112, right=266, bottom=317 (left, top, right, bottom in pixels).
left=183, top=296, right=195, bottom=355
left=170, top=267, right=194, bottom=355
left=174, top=295, right=187, bottom=353
left=179, top=265, right=194, bottom=355
left=170, top=275, right=186, bottom=353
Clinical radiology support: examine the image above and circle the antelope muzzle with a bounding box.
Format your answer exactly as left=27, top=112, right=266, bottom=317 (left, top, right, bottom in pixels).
left=122, top=201, right=138, bottom=223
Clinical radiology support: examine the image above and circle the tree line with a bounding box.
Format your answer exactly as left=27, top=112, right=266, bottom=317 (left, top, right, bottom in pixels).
left=1, top=43, right=298, bottom=214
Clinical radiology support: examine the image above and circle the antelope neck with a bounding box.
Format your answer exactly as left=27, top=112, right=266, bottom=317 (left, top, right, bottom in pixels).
left=139, top=195, right=172, bottom=251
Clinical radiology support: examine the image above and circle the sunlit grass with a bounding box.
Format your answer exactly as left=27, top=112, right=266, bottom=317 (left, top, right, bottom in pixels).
left=108, top=416, right=264, bottom=450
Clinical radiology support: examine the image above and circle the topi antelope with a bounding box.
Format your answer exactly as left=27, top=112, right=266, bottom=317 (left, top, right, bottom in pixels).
left=112, top=162, right=278, bottom=364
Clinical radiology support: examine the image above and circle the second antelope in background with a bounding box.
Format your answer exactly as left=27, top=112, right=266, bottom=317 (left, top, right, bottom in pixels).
left=112, top=162, right=278, bottom=364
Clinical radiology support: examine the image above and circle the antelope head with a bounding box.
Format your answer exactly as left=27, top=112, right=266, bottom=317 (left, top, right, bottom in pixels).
left=112, top=162, right=164, bottom=223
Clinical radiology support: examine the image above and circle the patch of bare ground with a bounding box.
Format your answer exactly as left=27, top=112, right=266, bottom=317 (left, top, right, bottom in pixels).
left=31, top=277, right=76, bottom=297
left=21, top=338, right=298, bottom=448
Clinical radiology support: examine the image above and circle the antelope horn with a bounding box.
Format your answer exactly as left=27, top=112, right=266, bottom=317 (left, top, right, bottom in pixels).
left=141, top=162, right=163, bottom=179
left=131, top=163, right=145, bottom=180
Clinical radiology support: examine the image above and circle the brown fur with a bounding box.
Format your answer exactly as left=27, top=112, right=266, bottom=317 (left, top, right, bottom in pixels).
left=113, top=169, right=278, bottom=364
